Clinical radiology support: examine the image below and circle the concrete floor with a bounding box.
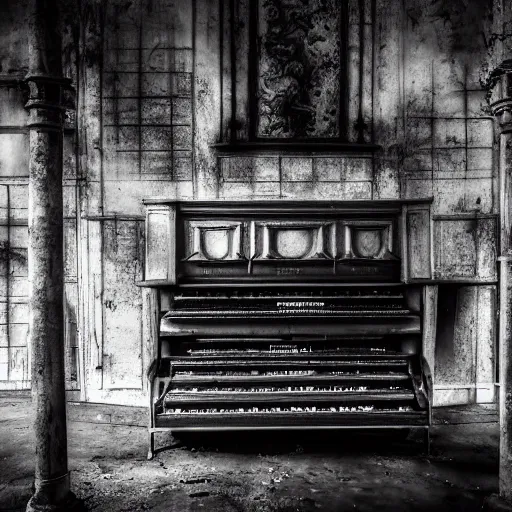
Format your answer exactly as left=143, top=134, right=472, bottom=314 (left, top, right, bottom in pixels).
left=0, top=396, right=499, bottom=512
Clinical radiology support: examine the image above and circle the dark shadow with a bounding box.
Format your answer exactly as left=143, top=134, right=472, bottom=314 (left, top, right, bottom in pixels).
left=166, top=428, right=426, bottom=457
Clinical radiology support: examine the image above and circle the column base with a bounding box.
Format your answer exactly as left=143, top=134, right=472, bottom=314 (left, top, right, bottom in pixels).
left=483, top=494, right=512, bottom=512
left=26, top=491, right=85, bottom=512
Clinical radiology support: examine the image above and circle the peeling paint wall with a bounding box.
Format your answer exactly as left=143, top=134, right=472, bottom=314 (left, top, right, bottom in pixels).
left=401, top=0, right=497, bottom=405
left=0, top=0, right=81, bottom=393
left=0, top=0, right=500, bottom=406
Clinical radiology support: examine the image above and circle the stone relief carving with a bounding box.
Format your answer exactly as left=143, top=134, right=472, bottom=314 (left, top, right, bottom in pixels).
left=256, top=0, right=341, bottom=138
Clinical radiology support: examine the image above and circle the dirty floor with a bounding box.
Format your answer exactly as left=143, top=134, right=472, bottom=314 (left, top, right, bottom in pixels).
left=0, top=396, right=499, bottom=511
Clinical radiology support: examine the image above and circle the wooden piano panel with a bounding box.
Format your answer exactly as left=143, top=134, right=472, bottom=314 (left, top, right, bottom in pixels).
left=142, top=199, right=432, bottom=285
left=183, top=220, right=246, bottom=261
left=252, top=221, right=335, bottom=259
left=156, top=411, right=429, bottom=430
left=144, top=205, right=176, bottom=283
left=160, top=317, right=422, bottom=337
left=405, top=204, right=432, bottom=280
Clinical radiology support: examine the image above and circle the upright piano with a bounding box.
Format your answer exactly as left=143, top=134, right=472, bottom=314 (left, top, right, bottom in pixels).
left=140, top=199, right=433, bottom=459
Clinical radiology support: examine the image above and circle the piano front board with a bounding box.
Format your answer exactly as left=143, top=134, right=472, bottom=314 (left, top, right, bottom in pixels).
left=142, top=199, right=433, bottom=285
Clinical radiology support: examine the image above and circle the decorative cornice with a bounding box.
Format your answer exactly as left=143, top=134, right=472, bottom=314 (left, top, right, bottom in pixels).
left=212, top=142, right=381, bottom=154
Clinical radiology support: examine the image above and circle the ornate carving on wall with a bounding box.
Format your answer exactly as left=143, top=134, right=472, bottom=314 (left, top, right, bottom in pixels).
left=255, top=0, right=343, bottom=139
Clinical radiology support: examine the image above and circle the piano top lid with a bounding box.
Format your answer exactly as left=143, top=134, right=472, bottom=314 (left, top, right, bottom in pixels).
left=142, top=197, right=434, bottom=215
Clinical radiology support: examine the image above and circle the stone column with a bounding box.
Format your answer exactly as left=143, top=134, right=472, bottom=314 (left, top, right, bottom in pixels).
left=487, top=62, right=512, bottom=512
left=24, top=0, right=81, bottom=510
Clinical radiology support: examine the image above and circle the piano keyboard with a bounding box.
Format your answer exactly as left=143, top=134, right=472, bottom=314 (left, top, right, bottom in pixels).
left=150, top=286, right=428, bottom=444
left=168, top=386, right=403, bottom=392
left=165, top=288, right=416, bottom=320
left=172, top=371, right=411, bottom=379
left=165, top=309, right=412, bottom=318
left=151, top=338, right=429, bottom=432
left=164, top=406, right=415, bottom=414
left=186, top=347, right=389, bottom=354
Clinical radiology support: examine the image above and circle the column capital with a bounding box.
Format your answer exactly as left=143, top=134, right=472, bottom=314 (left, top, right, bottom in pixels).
left=488, top=61, right=512, bottom=133
left=24, top=74, right=72, bottom=130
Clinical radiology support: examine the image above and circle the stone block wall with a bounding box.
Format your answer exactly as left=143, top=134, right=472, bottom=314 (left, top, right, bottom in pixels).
left=217, top=155, right=373, bottom=200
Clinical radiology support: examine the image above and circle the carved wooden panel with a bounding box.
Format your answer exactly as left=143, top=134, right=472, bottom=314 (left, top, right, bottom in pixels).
left=144, top=205, right=175, bottom=283
left=184, top=221, right=244, bottom=261
left=142, top=199, right=433, bottom=284
left=341, top=221, right=395, bottom=260
left=254, top=0, right=344, bottom=139
left=406, top=205, right=432, bottom=280
left=251, top=221, right=335, bottom=260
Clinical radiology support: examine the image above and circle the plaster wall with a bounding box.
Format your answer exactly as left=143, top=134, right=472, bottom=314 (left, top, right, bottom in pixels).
left=0, top=0, right=499, bottom=406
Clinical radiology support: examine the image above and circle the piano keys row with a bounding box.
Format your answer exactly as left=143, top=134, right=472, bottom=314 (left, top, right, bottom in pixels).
left=169, top=386, right=379, bottom=392
left=173, top=289, right=403, bottom=299
left=186, top=347, right=389, bottom=354
left=168, top=387, right=408, bottom=395
left=166, top=308, right=411, bottom=317
left=173, top=370, right=407, bottom=376
left=163, top=405, right=415, bottom=414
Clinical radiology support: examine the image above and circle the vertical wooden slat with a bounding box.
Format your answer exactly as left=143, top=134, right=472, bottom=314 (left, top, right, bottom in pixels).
left=64, top=283, right=80, bottom=390
left=407, top=204, right=432, bottom=279
left=476, top=286, right=496, bottom=403
left=361, top=2, right=373, bottom=144
left=347, top=0, right=361, bottom=143
left=0, top=185, right=9, bottom=383
left=220, top=0, right=232, bottom=141
left=145, top=205, right=175, bottom=282
left=422, top=285, right=438, bottom=387
left=141, top=286, right=159, bottom=392
left=400, top=204, right=408, bottom=282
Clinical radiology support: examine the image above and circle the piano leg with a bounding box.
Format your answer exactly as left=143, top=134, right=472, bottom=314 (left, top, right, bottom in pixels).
left=148, top=430, right=155, bottom=460
left=147, top=360, right=158, bottom=460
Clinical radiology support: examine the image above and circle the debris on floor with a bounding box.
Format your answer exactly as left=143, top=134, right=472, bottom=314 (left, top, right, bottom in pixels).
left=0, top=397, right=499, bottom=511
